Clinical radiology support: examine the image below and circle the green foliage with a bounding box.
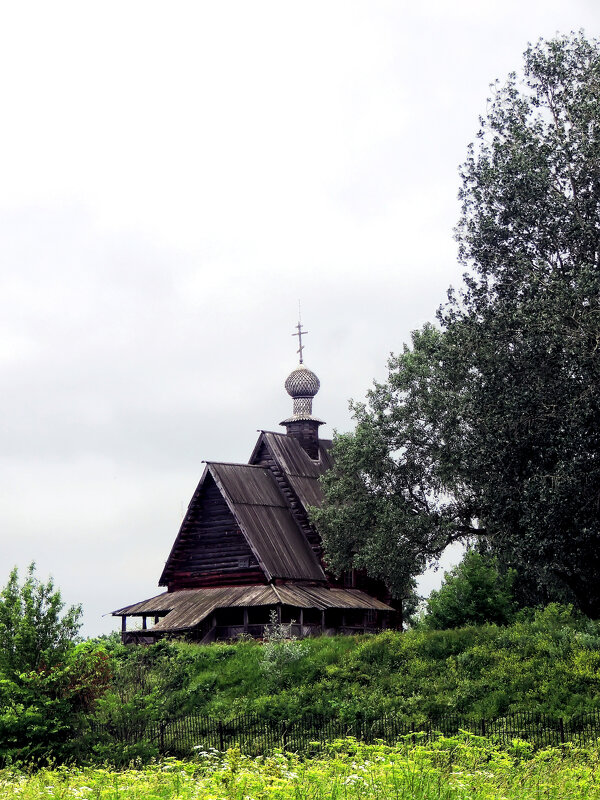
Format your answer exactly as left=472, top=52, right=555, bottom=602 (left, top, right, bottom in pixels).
left=7, top=608, right=600, bottom=764
left=81, top=607, right=600, bottom=737
left=4, top=736, right=600, bottom=799
left=313, top=33, right=600, bottom=613
left=312, top=354, right=443, bottom=599
left=0, top=566, right=108, bottom=766
left=0, top=564, right=82, bottom=676
left=92, top=639, right=210, bottom=732
left=423, top=550, right=517, bottom=629
left=446, top=32, right=600, bottom=614
left=260, top=611, right=305, bottom=690
left=0, top=644, right=112, bottom=765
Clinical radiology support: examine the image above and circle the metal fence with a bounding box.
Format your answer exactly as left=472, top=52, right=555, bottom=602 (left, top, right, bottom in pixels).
left=91, top=709, right=600, bottom=756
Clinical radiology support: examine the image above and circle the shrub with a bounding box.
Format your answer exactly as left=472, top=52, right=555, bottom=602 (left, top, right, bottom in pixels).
left=423, top=550, right=516, bottom=629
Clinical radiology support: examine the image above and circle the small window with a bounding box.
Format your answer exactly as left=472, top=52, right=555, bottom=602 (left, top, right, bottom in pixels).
left=216, top=607, right=244, bottom=626
left=248, top=606, right=273, bottom=625
left=344, top=609, right=364, bottom=627
left=280, top=605, right=300, bottom=624
left=303, top=607, right=321, bottom=625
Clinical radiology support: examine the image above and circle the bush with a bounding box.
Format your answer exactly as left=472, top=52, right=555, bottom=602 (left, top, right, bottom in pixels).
left=0, top=566, right=107, bottom=766
left=422, top=550, right=516, bottom=630
left=0, top=644, right=112, bottom=765
left=0, top=563, right=82, bottom=676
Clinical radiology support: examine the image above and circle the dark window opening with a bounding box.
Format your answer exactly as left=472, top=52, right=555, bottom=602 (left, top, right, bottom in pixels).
left=325, top=609, right=343, bottom=628
left=303, top=607, right=322, bottom=625
left=344, top=609, right=365, bottom=627
left=280, top=604, right=300, bottom=624
left=216, top=607, right=244, bottom=626
left=248, top=606, right=274, bottom=625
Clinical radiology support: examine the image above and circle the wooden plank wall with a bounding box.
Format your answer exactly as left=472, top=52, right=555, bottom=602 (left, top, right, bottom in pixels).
left=166, top=474, right=266, bottom=591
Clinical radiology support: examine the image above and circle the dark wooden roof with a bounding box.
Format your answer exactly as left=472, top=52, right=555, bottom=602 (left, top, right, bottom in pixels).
left=159, top=459, right=326, bottom=587
left=113, top=412, right=396, bottom=634
left=250, top=431, right=333, bottom=508
left=113, top=585, right=393, bottom=632
left=209, top=462, right=326, bottom=582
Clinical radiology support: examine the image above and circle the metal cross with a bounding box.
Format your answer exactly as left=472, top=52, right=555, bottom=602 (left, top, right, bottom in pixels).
left=292, top=321, right=308, bottom=363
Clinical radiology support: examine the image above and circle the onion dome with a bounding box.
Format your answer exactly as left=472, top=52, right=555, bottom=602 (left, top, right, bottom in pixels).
left=281, top=362, right=324, bottom=425
left=285, top=364, right=320, bottom=399
left=279, top=320, right=325, bottom=459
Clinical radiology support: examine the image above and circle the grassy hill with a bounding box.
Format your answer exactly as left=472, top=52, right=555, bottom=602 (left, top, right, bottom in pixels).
left=95, top=604, right=600, bottom=727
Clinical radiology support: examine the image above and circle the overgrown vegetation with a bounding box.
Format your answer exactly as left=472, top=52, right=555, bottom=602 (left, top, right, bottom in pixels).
left=0, top=565, right=111, bottom=765
left=3, top=735, right=600, bottom=799
left=0, top=563, right=82, bottom=676
left=4, top=582, right=600, bottom=765
left=422, top=550, right=517, bottom=630
left=63, top=603, right=600, bottom=766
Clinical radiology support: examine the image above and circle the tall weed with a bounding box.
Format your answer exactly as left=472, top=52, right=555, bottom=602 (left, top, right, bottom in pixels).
left=3, top=736, right=600, bottom=798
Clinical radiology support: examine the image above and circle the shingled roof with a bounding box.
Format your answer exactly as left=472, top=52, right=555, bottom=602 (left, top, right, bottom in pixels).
left=113, top=585, right=392, bottom=633
left=250, top=430, right=333, bottom=508
left=209, top=461, right=326, bottom=582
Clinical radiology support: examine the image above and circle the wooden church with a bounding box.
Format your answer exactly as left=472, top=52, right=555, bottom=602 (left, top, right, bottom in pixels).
left=113, top=328, right=396, bottom=643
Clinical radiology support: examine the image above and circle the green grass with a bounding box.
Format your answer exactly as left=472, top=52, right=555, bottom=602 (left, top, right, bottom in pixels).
left=96, top=604, right=600, bottom=728
left=7, top=605, right=600, bottom=767
left=3, top=736, right=600, bottom=799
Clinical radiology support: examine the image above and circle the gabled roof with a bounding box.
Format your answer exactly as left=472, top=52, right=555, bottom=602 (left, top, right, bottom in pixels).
left=209, top=462, right=326, bottom=582
left=113, top=585, right=393, bottom=632
left=159, top=460, right=326, bottom=586
left=249, top=430, right=333, bottom=508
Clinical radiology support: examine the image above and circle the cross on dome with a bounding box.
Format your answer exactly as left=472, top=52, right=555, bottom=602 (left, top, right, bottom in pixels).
left=281, top=316, right=325, bottom=458
left=292, top=321, right=308, bottom=363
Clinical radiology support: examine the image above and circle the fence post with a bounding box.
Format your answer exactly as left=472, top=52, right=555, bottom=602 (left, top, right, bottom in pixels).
left=559, top=717, right=565, bottom=744
left=480, top=718, right=486, bottom=737
left=218, top=720, right=224, bottom=752
left=411, top=720, right=416, bottom=746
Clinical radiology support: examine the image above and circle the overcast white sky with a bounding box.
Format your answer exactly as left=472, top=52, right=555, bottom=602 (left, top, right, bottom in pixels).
left=2, top=1, right=598, bottom=637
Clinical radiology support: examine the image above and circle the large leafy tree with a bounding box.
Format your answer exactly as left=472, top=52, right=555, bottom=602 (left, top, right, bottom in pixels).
left=314, top=33, right=600, bottom=615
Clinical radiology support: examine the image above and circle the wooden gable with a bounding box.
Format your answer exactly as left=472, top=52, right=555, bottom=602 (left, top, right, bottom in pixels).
left=159, top=467, right=264, bottom=591
left=159, top=458, right=327, bottom=592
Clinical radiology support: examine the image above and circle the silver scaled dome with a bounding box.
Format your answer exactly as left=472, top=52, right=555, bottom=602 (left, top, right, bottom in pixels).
left=284, top=364, right=320, bottom=398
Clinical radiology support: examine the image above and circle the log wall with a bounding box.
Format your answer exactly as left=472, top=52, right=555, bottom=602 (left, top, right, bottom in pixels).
left=164, top=474, right=265, bottom=591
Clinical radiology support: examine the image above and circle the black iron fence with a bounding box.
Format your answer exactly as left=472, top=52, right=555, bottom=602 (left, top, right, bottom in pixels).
left=90, top=709, right=600, bottom=757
